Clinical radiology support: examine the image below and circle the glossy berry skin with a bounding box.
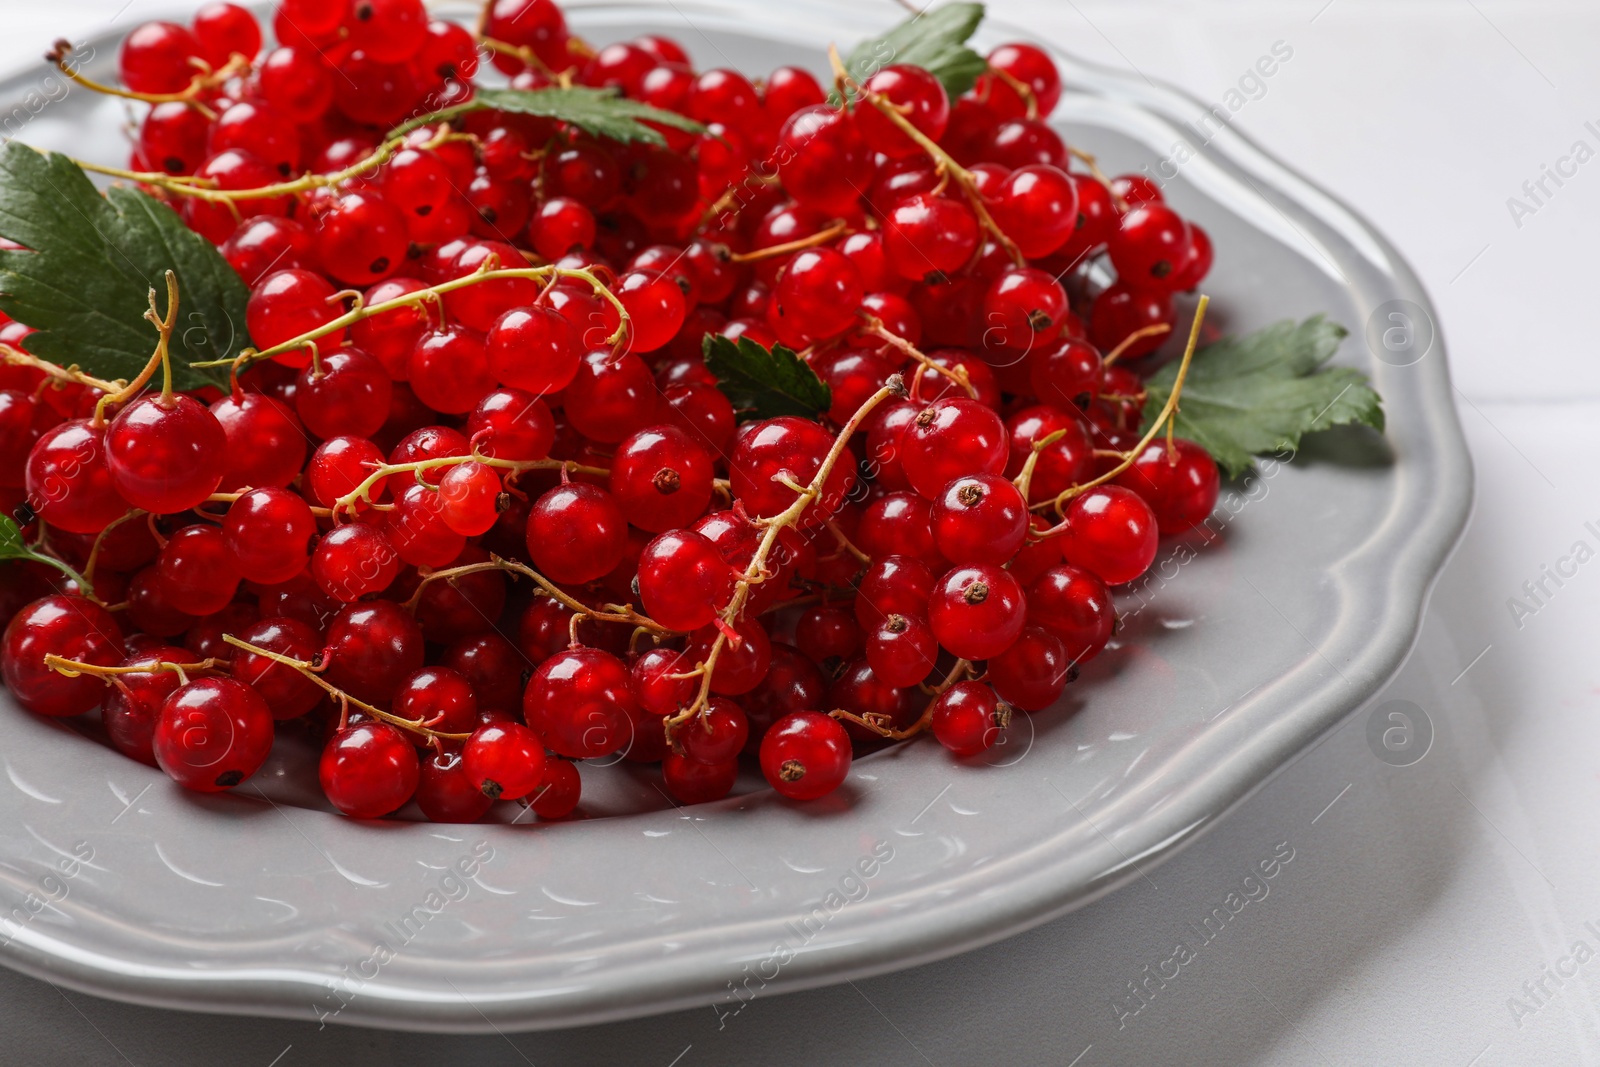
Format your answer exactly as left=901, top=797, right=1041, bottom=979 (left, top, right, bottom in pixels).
left=987, top=625, right=1070, bottom=711
left=120, top=22, right=201, bottom=95
left=230, top=616, right=323, bottom=720
left=295, top=347, right=392, bottom=439
left=1109, top=204, right=1193, bottom=290
left=930, top=473, right=1028, bottom=565
left=529, top=197, right=596, bottom=260
left=469, top=388, right=554, bottom=461
left=258, top=46, right=333, bottom=124
left=1170, top=223, right=1214, bottom=291
left=1088, top=283, right=1174, bottom=360
left=770, top=248, right=864, bottom=346
left=983, top=267, right=1069, bottom=353
left=1058, top=486, right=1160, bottom=586
left=246, top=269, right=346, bottom=366
left=632, top=646, right=696, bottom=716
left=222, top=487, right=315, bottom=585
left=729, top=416, right=855, bottom=526
left=156, top=524, right=240, bottom=616
left=392, top=665, right=479, bottom=736
left=528, top=757, right=582, bottom=818
left=209, top=391, right=305, bottom=491
left=637, top=530, right=735, bottom=632
left=687, top=618, right=772, bottom=696
left=24, top=419, right=127, bottom=534
left=311, top=522, right=400, bottom=602
left=101, top=646, right=191, bottom=766
left=525, top=647, right=638, bottom=760
left=609, top=426, right=713, bottom=533
left=1, top=595, right=123, bottom=717
left=979, top=42, right=1062, bottom=117
left=1005, top=405, right=1096, bottom=505
left=319, top=721, right=420, bottom=819
left=900, top=399, right=1009, bottom=500
left=759, top=711, right=851, bottom=801
left=409, top=324, right=495, bottom=415
left=883, top=194, right=979, bottom=282
left=435, top=461, right=502, bottom=537
left=564, top=351, right=656, bottom=444
left=615, top=270, right=687, bottom=355
left=1031, top=339, right=1102, bottom=410
left=416, top=752, right=495, bottom=823
left=139, top=101, right=211, bottom=177
left=776, top=105, right=869, bottom=216
left=865, top=613, right=938, bottom=687
left=854, top=554, right=935, bottom=630
left=856, top=491, right=944, bottom=569
left=305, top=435, right=386, bottom=510
left=928, top=563, right=1027, bottom=661
left=857, top=65, right=950, bottom=158
left=1028, top=564, right=1115, bottom=665
left=659, top=752, right=734, bottom=805
left=527, top=483, right=628, bottom=584
left=795, top=604, right=862, bottom=664
left=104, top=395, right=227, bottom=515
left=678, top=697, right=749, bottom=765
left=153, top=677, right=274, bottom=792
left=1115, top=439, right=1221, bottom=534
left=486, top=304, right=580, bottom=396
left=323, top=600, right=424, bottom=705
left=929, top=681, right=1009, bottom=758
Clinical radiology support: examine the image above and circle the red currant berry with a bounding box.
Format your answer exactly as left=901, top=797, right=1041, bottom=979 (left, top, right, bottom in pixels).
left=416, top=751, right=495, bottom=823
left=795, top=604, right=863, bottom=664
left=1088, top=282, right=1174, bottom=360
left=408, top=324, right=494, bottom=415
left=1057, top=485, right=1159, bottom=585
left=1114, top=438, right=1220, bottom=534
left=563, top=350, right=656, bottom=443
left=854, top=554, right=935, bottom=629
left=24, top=419, right=126, bottom=535
left=883, top=194, right=979, bottom=282
left=528, top=757, right=582, bottom=818
left=637, top=529, right=735, bottom=632
left=305, top=435, right=387, bottom=510
left=759, top=711, right=851, bottom=801
left=246, top=269, right=347, bottom=367
left=120, top=22, right=202, bottom=95
left=900, top=398, right=1008, bottom=500
left=609, top=425, right=714, bottom=533
left=930, top=681, right=1009, bottom=757
left=978, top=43, right=1062, bottom=118
left=323, top=599, right=424, bottom=704
left=729, top=416, right=856, bottom=526
left=1109, top=203, right=1193, bottom=290
left=221, top=487, right=315, bottom=585
left=928, top=563, right=1026, bottom=660
left=104, top=395, right=227, bottom=515
left=527, top=482, right=627, bottom=584
left=1027, top=564, right=1114, bottom=665
left=526, top=646, right=639, bottom=759
left=769, top=248, right=864, bottom=346
left=776, top=105, right=869, bottom=217
left=258, top=46, right=334, bottom=124
left=857, top=65, right=950, bottom=158
left=231, top=616, right=324, bottom=719
left=311, top=522, right=400, bottom=602
left=662, top=752, right=738, bottom=805
left=679, top=697, right=750, bottom=765
left=930, top=473, right=1027, bottom=565
left=295, top=347, right=392, bottom=439
left=987, top=624, right=1070, bottom=710
left=101, top=646, right=191, bottom=766
left=469, top=388, right=555, bottom=461
left=1, top=595, right=123, bottom=717
left=865, top=612, right=938, bottom=687
left=156, top=524, right=240, bottom=616
left=320, top=721, right=420, bottom=818
left=435, top=461, right=503, bottom=537
left=153, top=677, right=274, bottom=792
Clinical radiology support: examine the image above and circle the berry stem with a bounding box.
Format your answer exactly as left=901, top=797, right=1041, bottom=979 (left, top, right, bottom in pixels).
left=192, top=264, right=630, bottom=372
left=1011, top=427, right=1068, bottom=501
left=48, top=39, right=249, bottom=121
left=860, top=317, right=975, bottom=397
left=44, top=652, right=218, bottom=686
left=1038, top=294, right=1210, bottom=519
left=332, top=454, right=607, bottom=518
left=1, top=345, right=122, bottom=395
left=219, top=634, right=472, bottom=742
left=1100, top=322, right=1172, bottom=367
left=81, top=508, right=147, bottom=587
left=1068, top=146, right=1128, bottom=211
left=829, top=658, right=972, bottom=739
left=77, top=135, right=405, bottom=204
left=828, top=45, right=1025, bottom=267
left=664, top=375, right=907, bottom=744
left=396, top=554, right=671, bottom=635
left=93, top=271, right=180, bottom=425
left=728, top=219, right=851, bottom=264
left=986, top=66, right=1039, bottom=120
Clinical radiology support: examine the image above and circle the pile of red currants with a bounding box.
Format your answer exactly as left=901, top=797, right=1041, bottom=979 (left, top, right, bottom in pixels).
left=0, top=0, right=1220, bottom=822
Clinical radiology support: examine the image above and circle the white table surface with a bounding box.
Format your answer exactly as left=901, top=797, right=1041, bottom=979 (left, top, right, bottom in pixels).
left=3, top=1, right=1599, bottom=1063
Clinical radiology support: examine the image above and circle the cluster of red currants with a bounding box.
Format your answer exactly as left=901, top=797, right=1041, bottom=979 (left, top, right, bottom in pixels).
left=0, top=0, right=1220, bottom=822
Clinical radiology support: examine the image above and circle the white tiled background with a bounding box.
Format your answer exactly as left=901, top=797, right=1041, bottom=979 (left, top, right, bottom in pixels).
left=3, top=1, right=1599, bottom=1063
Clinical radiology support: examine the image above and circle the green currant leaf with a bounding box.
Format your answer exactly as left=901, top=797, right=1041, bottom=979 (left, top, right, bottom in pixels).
left=0, top=514, right=88, bottom=591
left=1141, top=316, right=1385, bottom=479
left=0, top=141, right=245, bottom=393
left=391, top=86, right=705, bottom=146
left=845, top=3, right=989, bottom=99
left=702, top=333, right=831, bottom=422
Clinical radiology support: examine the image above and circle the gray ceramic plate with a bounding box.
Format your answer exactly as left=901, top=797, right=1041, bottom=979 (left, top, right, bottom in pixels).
left=0, top=0, right=1470, bottom=1032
